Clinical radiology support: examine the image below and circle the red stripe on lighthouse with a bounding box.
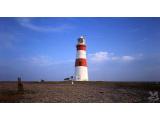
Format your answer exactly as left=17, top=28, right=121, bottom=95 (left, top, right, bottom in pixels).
left=76, top=45, right=86, bottom=51
left=75, top=58, right=87, bottom=67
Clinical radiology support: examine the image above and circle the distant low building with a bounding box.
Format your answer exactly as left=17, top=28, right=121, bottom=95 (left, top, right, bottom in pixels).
left=64, top=78, right=70, bottom=81
left=64, top=76, right=74, bottom=81
left=41, top=80, right=45, bottom=83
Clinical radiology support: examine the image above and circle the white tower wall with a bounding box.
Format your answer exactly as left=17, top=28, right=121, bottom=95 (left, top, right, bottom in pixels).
left=76, top=50, right=87, bottom=59
left=75, top=66, right=88, bottom=81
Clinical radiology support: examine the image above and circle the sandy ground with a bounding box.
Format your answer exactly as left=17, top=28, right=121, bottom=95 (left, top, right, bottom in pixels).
left=0, top=81, right=160, bottom=103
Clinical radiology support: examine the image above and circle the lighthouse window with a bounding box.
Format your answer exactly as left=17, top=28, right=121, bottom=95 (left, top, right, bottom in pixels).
left=79, top=38, right=83, bottom=43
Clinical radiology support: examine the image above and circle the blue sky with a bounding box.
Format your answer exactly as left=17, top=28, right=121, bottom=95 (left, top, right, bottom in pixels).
left=0, top=17, right=160, bottom=81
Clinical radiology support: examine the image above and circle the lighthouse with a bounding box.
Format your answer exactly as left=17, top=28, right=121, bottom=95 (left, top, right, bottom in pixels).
left=75, top=36, right=89, bottom=81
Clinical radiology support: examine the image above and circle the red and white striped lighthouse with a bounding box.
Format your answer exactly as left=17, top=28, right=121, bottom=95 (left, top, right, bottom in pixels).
left=75, top=36, right=88, bottom=81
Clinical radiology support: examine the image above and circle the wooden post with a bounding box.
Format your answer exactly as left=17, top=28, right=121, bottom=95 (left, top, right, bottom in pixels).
left=17, top=77, right=24, bottom=92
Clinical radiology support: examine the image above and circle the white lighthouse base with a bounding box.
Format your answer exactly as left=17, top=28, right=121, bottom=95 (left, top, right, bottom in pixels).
left=75, top=66, right=88, bottom=81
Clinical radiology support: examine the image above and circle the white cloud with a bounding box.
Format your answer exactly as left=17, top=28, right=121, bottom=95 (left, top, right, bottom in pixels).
left=21, top=55, right=74, bottom=66
left=121, top=56, right=135, bottom=61
left=89, top=51, right=110, bottom=62
left=17, top=18, right=73, bottom=32
left=30, top=56, right=53, bottom=66
left=89, top=51, right=137, bottom=63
